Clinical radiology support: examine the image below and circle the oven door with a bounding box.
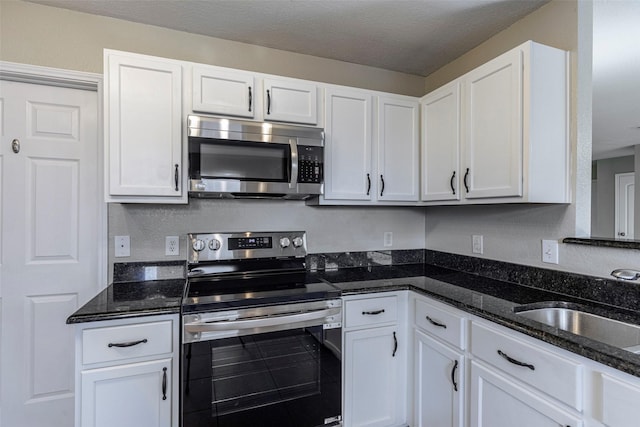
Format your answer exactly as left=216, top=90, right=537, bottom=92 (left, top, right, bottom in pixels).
left=181, top=302, right=342, bottom=427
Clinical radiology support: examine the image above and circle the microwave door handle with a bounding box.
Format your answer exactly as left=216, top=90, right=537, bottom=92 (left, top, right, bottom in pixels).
left=289, top=138, right=298, bottom=188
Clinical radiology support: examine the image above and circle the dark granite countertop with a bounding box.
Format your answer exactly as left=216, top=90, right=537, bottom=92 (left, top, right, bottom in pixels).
left=318, top=263, right=640, bottom=379
left=66, top=279, right=185, bottom=324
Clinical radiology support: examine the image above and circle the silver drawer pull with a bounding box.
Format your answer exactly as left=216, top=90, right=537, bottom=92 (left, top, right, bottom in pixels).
left=108, top=338, right=148, bottom=348
left=426, top=316, right=447, bottom=329
left=362, top=309, right=385, bottom=315
left=497, top=349, right=535, bottom=371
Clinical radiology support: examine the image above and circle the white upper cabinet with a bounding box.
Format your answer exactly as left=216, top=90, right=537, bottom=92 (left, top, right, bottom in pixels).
left=190, top=65, right=319, bottom=125
left=321, top=87, right=419, bottom=204
left=105, top=50, right=186, bottom=203
left=421, top=40, right=569, bottom=205
left=421, top=81, right=461, bottom=202
left=323, top=87, right=373, bottom=201
left=263, top=78, right=318, bottom=125
left=377, top=96, right=420, bottom=202
left=192, top=66, right=255, bottom=118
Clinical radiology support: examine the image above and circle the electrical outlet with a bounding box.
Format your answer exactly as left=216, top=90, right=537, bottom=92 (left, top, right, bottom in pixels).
left=472, top=235, right=483, bottom=254
left=165, top=236, right=179, bottom=256
left=114, top=235, right=130, bottom=257
left=542, top=240, right=559, bottom=264
left=384, top=232, right=393, bottom=247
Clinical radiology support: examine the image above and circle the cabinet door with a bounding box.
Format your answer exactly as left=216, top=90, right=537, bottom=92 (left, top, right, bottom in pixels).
left=602, top=373, right=640, bottom=427
left=421, top=81, right=461, bottom=202
left=414, top=330, right=464, bottom=427
left=106, top=53, right=183, bottom=199
left=344, top=326, right=403, bottom=427
left=377, top=96, right=419, bottom=201
left=470, top=361, right=582, bottom=427
left=192, top=66, right=255, bottom=118
left=263, top=78, right=318, bottom=124
left=324, top=88, right=373, bottom=200
left=463, top=48, right=523, bottom=199
left=81, top=358, right=172, bottom=427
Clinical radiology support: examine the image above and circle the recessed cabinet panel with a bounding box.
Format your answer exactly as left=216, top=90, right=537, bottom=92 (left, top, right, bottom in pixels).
left=602, top=373, right=640, bottom=427
left=192, top=66, right=255, bottom=118
left=263, top=78, right=318, bottom=124
left=421, top=82, right=461, bottom=201
left=106, top=52, right=183, bottom=200
left=377, top=97, right=419, bottom=201
left=324, top=88, right=372, bottom=200
left=464, top=49, right=523, bottom=199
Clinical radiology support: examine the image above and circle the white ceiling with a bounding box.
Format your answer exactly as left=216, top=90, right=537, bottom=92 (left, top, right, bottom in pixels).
left=24, top=0, right=640, bottom=159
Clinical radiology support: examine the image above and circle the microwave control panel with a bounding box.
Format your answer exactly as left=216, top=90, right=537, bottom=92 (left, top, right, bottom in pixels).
left=298, top=145, right=323, bottom=184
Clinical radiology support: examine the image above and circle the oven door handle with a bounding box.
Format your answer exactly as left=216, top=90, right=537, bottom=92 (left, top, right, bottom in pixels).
left=184, top=307, right=340, bottom=333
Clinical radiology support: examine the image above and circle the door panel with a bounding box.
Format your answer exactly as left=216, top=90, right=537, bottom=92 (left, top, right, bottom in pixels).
left=0, top=79, right=99, bottom=427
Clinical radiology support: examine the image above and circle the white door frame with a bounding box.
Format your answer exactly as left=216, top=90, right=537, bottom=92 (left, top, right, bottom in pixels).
left=0, top=60, right=107, bottom=285
left=614, top=172, right=634, bottom=240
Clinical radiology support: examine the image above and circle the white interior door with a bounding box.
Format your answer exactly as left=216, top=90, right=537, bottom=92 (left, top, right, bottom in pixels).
left=0, top=79, right=100, bottom=427
left=615, top=172, right=634, bottom=239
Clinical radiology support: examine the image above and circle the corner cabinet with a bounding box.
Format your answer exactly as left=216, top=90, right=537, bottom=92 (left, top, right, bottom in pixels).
left=104, top=50, right=186, bottom=203
left=421, top=40, right=569, bottom=204
left=343, top=293, right=408, bottom=427
left=321, top=88, right=419, bottom=204
left=74, top=314, right=179, bottom=427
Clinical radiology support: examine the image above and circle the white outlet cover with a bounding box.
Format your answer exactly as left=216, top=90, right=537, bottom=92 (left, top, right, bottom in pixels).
left=165, top=236, right=179, bottom=256
left=114, top=235, right=130, bottom=257
left=472, top=235, right=483, bottom=254
left=384, top=232, right=393, bottom=247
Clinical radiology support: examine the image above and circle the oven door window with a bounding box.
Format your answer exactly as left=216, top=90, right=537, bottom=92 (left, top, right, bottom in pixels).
left=182, top=326, right=341, bottom=427
left=190, top=138, right=290, bottom=182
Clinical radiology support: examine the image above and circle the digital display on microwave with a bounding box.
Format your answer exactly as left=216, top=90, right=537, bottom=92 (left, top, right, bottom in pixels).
left=228, top=237, right=273, bottom=250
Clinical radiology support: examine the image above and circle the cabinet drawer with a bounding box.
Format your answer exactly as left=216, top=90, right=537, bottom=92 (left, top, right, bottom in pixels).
left=82, top=320, right=173, bottom=365
left=345, top=295, right=397, bottom=328
left=471, top=322, right=582, bottom=410
left=415, top=298, right=466, bottom=349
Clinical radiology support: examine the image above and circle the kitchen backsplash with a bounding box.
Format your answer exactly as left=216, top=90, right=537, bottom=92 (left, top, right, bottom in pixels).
left=307, top=249, right=424, bottom=271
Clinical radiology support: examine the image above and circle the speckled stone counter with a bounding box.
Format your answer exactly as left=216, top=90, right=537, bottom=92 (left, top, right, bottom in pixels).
left=67, top=261, right=186, bottom=324
left=318, top=263, right=640, bottom=379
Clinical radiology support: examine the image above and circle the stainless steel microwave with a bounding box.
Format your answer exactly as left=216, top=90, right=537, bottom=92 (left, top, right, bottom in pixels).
left=187, top=115, right=324, bottom=199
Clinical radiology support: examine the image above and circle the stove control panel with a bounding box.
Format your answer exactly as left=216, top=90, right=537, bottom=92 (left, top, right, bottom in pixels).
left=188, top=231, right=307, bottom=263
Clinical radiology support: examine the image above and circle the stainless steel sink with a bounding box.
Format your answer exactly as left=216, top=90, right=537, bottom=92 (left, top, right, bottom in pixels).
left=515, top=305, right=640, bottom=353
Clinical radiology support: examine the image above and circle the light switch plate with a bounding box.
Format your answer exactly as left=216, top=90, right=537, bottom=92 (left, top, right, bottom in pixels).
left=542, top=239, right=559, bottom=264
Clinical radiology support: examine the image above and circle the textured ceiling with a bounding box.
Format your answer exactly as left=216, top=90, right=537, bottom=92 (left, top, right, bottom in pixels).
left=26, top=0, right=549, bottom=76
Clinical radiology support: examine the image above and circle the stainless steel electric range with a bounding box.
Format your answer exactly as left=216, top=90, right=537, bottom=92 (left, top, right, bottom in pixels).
left=181, top=231, right=342, bottom=427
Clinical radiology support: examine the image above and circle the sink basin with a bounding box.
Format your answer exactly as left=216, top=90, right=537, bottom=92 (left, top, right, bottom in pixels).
left=515, top=305, right=640, bottom=353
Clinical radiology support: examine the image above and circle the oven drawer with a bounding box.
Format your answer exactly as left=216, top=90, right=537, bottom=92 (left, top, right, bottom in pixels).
left=82, top=320, right=173, bottom=365
left=345, top=295, right=398, bottom=329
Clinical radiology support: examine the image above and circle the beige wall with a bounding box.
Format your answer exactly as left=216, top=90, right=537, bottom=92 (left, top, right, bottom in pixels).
left=0, top=0, right=424, bottom=96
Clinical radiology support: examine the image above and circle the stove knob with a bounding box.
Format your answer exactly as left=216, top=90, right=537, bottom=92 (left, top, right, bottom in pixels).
left=279, top=237, right=291, bottom=248
left=208, top=239, right=221, bottom=251
left=192, top=239, right=205, bottom=252
left=292, top=237, right=304, bottom=248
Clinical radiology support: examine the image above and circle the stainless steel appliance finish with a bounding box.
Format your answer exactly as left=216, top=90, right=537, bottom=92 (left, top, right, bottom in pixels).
left=187, top=115, right=324, bottom=199
left=181, top=231, right=342, bottom=427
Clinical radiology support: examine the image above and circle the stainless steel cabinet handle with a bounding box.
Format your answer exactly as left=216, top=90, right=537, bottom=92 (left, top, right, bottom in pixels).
left=11, top=139, right=20, bottom=153
left=497, top=349, right=535, bottom=371
left=426, top=316, right=447, bottom=329
left=162, top=367, right=167, bottom=400
left=174, top=164, right=179, bottom=191
left=108, top=338, right=148, bottom=348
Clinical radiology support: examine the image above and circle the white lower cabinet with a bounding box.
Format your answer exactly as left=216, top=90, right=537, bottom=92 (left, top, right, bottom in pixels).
left=414, top=330, right=464, bottom=427
left=470, top=361, right=583, bottom=427
left=343, top=293, right=407, bottom=427
left=600, top=372, right=640, bottom=427
left=81, top=358, right=172, bottom=427
left=74, top=314, right=179, bottom=427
